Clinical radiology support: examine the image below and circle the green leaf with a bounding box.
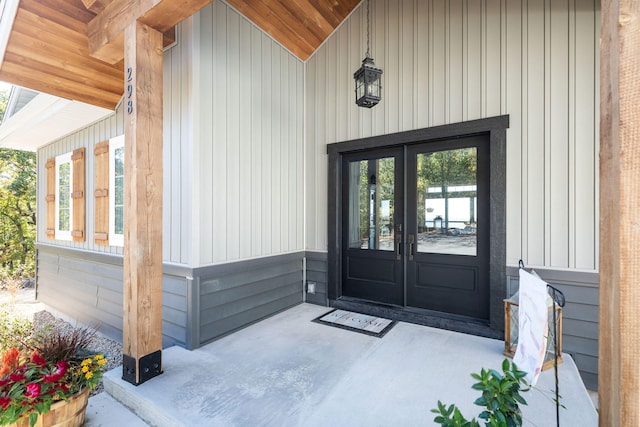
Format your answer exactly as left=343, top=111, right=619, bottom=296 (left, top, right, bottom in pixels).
left=29, top=412, right=38, bottom=427
left=489, top=369, right=503, bottom=380
left=474, top=397, right=487, bottom=406
left=478, top=410, right=490, bottom=420
left=514, top=393, right=527, bottom=405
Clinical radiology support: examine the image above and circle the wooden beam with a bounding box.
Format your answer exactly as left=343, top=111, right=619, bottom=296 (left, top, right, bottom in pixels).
left=599, top=0, right=640, bottom=425
left=7, top=32, right=122, bottom=92
left=81, top=0, right=111, bottom=14
left=87, top=0, right=210, bottom=64
left=122, top=20, right=164, bottom=385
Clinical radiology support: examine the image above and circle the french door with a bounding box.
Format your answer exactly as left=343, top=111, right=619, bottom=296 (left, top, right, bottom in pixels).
left=341, top=135, right=490, bottom=320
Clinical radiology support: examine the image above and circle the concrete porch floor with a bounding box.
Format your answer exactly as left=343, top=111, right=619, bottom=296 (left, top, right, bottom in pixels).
left=97, top=303, right=597, bottom=426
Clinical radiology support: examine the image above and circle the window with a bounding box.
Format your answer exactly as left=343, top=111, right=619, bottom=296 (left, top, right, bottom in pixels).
left=46, top=149, right=85, bottom=242
left=54, top=152, right=73, bottom=240
left=109, top=135, right=125, bottom=247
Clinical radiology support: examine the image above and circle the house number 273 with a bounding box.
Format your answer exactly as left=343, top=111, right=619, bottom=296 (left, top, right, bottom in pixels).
left=126, top=67, right=133, bottom=115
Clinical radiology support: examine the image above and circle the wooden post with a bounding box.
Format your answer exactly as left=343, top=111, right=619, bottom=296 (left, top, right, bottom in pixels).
left=599, top=0, right=640, bottom=424
left=121, top=20, right=164, bottom=385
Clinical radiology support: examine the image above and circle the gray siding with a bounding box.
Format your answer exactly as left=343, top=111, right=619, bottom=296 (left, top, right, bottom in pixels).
left=506, top=267, right=598, bottom=390
left=305, top=251, right=328, bottom=306
left=197, top=253, right=304, bottom=346
left=36, top=246, right=307, bottom=352
left=36, top=245, right=188, bottom=348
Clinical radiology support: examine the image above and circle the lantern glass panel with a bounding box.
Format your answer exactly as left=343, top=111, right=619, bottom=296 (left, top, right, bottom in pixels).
left=356, top=78, right=365, bottom=101
left=366, top=71, right=381, bottom=97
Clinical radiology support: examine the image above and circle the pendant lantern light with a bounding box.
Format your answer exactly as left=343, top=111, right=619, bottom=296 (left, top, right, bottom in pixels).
left=354, top=0, right=383, bottom=108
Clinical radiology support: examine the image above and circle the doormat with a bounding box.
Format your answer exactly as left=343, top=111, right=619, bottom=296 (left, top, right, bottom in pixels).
left=313, top=309, right=397, bottom=338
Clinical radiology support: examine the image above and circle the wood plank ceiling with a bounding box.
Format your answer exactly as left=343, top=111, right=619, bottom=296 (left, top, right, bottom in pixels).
left=227, top=0, right=361, bottom=60
left=0, top=0, right=360, bottom=110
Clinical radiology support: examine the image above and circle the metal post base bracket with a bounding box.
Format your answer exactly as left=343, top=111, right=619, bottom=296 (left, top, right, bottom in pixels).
left=122, top=350, right=163, bottom=385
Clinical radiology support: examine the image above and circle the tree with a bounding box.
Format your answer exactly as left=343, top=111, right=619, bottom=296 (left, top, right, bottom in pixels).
left=0, top=86, right=8, bottom=123
left=0, top=148, right=36, bottom=280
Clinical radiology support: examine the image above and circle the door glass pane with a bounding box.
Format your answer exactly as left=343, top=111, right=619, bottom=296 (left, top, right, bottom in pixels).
left=416, top=148, right=477, bottom=256
left=348, top=157, right=395, bottom=251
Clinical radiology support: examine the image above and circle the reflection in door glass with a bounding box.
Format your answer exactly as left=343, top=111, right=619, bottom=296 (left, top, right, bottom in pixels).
left=348, top=158, right=395, bottom=251
left=416, top=148, right=477, bottom=256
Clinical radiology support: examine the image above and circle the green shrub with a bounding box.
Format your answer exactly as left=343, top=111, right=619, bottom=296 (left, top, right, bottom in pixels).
left=0, top=306, right=33, bottom=352
left=432, top=358, right=530, bottom=427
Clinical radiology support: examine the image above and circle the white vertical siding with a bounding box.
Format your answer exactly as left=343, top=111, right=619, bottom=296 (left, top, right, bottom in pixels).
left=37, top=111, right=122, bottom=255
left=37, top=22, right=194, bottom=265
left=305, top=0, right=600, bottom=271
left=196, top=2, right=305, bottom=265
left=162, top=19, right=195, bottom=265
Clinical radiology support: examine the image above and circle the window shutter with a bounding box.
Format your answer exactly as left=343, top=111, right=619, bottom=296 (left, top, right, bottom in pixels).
left=45, top=157, right=55, bottom=239
left=94, top=141, right=109, bottom=245
left=71, top=147, right=85, bottom=242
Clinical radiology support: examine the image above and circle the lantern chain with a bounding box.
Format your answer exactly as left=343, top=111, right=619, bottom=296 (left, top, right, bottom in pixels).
left=366, top=0, right=371, bottom=58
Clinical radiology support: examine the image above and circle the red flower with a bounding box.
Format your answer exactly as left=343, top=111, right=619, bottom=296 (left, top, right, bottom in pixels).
left=9, top=372, right=26, bottom=382
left=30, top=351, right=46, bottom=367
left=25, top=383, right=41, bottom=399
left=0, top=397, right=10, bottom=409
left=43, top=361, right=69, bottom=383
left=0, top=378, right=9, bottom=387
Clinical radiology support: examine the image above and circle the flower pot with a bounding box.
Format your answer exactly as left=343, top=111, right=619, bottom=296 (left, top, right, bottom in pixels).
left=10, top=387, right=90, bottom=427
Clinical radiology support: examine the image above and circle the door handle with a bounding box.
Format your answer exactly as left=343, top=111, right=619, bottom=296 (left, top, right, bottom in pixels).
left=396, top=236, right=402, bottom=260
left=408, top=234, right=415, bottom=261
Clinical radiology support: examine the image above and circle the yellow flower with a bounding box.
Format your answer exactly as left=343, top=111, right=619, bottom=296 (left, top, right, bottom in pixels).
left=85, top=371, right=93, bottom=380
left=81, top=358, right=92, bottom=366
left=97, top=359, right=107, bottom=366
left=94, top=354, right=104, bottom=360
left=82, top=365, right=89, bottom=373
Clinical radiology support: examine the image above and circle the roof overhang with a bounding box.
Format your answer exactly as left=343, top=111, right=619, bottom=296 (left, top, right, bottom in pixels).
left=0, top=0, right=360, bottom=110
left=0, top=91, right=112, bottom=151
left=0, top=0, right=19, bottom=64
left=0, top=0, right=361, bottom=151
left=0, top=0, right=126, bottom=110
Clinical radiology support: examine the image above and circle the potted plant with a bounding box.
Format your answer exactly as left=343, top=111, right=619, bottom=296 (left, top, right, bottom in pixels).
left=0, top=324, right=107, bottom=427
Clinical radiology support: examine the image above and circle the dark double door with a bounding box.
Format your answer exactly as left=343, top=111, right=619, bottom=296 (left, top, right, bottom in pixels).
left=341, top=135, right=490, bottom=320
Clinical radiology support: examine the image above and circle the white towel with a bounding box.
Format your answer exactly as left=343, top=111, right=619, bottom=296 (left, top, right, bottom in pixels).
left=513, top=268, right=549, bottom=386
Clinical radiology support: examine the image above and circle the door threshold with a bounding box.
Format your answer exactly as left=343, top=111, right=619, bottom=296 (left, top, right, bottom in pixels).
left=331, top=298, right=503, bottom=340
